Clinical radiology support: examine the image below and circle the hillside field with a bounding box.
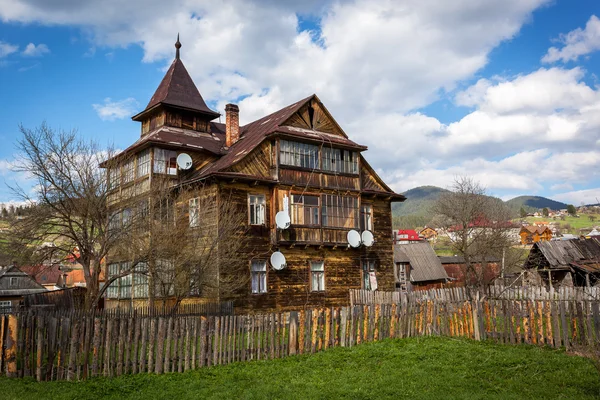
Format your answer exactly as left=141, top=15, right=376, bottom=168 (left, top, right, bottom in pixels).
left=0, top=337, right=598, bottom=399
left=519, top=214, right=600, bottom=234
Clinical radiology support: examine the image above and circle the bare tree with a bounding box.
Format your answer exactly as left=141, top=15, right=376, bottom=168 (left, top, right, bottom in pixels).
left=431, top=177, right=523, bottom=296
left=8, top=123, right=122, bottom=309
left=105, top=180, right=249, bottom=310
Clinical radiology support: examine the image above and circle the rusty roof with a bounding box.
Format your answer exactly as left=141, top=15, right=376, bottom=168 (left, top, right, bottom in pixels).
left=527, top=238, right=600, bottom=273
left=394, top=243, right=449, bottom=282
left=132, top=57, right=219, bottom=121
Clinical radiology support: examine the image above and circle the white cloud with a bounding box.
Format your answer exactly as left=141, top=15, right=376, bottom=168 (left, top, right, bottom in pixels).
left=0, top=40, right=18, bottom=58
left=553, top=188, right=600, bottom=206
left=543, top=15, right=600, bottom=63
left=92, top=97, right=138, bottom=121
left=22, top=42, right=50, bottom=57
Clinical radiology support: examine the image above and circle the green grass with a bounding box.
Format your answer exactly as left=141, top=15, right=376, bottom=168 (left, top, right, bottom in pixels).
left=1, top=337, right=599, bottom=399
left=519, top=214, right=599, bottom=234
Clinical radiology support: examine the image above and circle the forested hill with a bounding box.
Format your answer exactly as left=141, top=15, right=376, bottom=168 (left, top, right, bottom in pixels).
left=505, top=196, right=568, bottom=214
left=392, top=186, right=568, bottom=229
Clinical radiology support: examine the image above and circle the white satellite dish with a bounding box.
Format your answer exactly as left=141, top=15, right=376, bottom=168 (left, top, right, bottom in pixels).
left=176, top=153, right=193, bottom=170
left=270, top=251, right=287, bottom=270
left=275, top=211, right=291, bottom=229
left=362, top=230, right=374, bottom=247
left=347, top=230, right=362, bottom=248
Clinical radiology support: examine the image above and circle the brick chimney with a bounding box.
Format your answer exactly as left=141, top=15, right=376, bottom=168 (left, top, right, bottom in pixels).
left=225, top=103, right=240, bottom=147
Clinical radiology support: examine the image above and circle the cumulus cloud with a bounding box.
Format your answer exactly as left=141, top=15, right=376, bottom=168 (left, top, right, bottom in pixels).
left=5, top=0, right=600, bottom=201
left=543, top=15, right=600, bottom=63
left=553, top=188, right=600, bottom=206
left=92, top=97, right=138, bottom=121
left=22, top=42, right=50, bottom=57
left=0, top=40, right=18, bottom=58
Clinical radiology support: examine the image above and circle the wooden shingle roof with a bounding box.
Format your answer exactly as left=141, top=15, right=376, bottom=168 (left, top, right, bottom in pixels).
left=394, top=243, right=449, bottom=282
left=132, top=57, right=219, bottom=121
left=527, top=238, right=600, bottom=273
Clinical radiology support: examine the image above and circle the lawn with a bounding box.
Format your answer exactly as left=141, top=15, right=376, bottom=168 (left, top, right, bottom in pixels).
left=520, top=214, right=599, bottom=234
left=1, top=337, right=599, bottom=400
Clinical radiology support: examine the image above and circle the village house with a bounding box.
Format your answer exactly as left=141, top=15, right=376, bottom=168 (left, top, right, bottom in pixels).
left=519, top=225, right=552, bottom=245
left=393, top=229, right=422, bottom=244
left=101, top=38, right=405, bottom=312
left=393, top=242, right=448, bottom=292
left=523, top=238, right=600, bottom=288
left=0, top=266, right=47, bottom=312
left=438, top=256, right=501, bottom=288
left=418, top=227, right=438, bottom=242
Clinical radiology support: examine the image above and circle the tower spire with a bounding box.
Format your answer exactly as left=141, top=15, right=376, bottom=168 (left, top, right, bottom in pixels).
left=175, top=33, right=181, bottom=59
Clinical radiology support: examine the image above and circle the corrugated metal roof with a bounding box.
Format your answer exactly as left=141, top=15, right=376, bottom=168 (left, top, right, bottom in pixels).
left=394, top=243, right=448, bottom=282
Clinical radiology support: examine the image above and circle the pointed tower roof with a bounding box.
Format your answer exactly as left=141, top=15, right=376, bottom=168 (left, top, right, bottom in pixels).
left=132, top=36, right=220, bottom=121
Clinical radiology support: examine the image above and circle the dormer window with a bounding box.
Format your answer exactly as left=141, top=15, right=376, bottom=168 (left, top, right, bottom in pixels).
left=153, top=148, right=177, bottom=175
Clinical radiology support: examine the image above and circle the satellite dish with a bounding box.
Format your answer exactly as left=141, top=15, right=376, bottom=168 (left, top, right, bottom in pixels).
left=270, top=251, right=287, bottom=270
left=275, top=211, right=291, bottom=229
left=347, top=230, right=362, bottom=248
left=176, top=153, right=193, bottom=170
left=362, top=230, right=374, bottom=247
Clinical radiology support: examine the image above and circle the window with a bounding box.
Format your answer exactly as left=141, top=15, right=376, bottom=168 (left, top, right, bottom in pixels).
left=290, top=195, right=320, bottom=225
left=133, top=263, right=149, bottom=298
left=362, top=260, right=376, bottom=291
left=0, top=300, right=12, bottom=312
left=322, top=147, right=358, bottom=174
left=108, top=168, right=120, bottom=190
left=123, top=158, right=135, bottom=184
left=251, top=260, right=267, bottom=294
left=310, top=261, right=325, bottom=292
left=280, top=140, right=319, bottom=169
left=120, top=262, right=132, bottom=299
left=122, top=208, right=132, bottom=227
left=9, top=277, right=18, bottom=287
left=153, top=148, right=177, bottom=175
left=360, top=204, right=373, bottom=231
left=189, top=198, right=200, bottom=227
left=106, top=263, right=120, bottom=298
left=249, top=195, right=266, bottom=225
left=321, top=195, right=358, bottom=228
left=137, top=149, right=151, bottom=178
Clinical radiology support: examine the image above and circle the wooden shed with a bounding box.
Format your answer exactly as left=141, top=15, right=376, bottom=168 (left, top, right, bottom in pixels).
left=394, top=243, right=448, bottom=292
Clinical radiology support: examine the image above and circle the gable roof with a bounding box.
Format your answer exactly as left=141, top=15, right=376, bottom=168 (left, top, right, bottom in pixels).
left=521, top=225, right=551, bottom=235
left=526, top=238, right=600, bottom=273
left=396, top=230, right=421, bottom=241
left=0, top=265, right=47, bottom=296
left=394, top=243, right=448, bottom=282
left=132, top=58, right=219, bottom=121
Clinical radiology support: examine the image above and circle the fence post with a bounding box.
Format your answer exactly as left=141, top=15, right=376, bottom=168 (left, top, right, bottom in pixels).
left=288, top=312, right=298, bottom=355
left=5, top=314, right=18, bottom=377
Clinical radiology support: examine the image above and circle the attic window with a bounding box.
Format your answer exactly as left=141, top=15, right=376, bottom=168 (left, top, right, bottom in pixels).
left=9, top=277, right=18, bottom=287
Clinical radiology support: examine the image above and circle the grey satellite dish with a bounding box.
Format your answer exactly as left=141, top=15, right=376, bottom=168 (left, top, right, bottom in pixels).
left=347, top=230, right=362, bottom=248
left=270, top=251, right=287, bottom=270
left=275, top=211, right=291, bottom=229
left=362, top=230, right=374, bottom=247
left=176, top=153, right=193, bottom=170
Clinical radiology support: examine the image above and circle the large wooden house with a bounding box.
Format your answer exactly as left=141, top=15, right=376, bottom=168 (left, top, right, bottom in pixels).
left=101, top=39, right=405, bottom=312
left=519, top=225, right=552, bottom=245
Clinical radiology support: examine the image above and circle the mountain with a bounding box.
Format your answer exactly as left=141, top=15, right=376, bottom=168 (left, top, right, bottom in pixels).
left=505, top=196, right=568, bottom=214
left=392, top=186, right=450, bottom=216
left=392, top=186, right=569, bottom=229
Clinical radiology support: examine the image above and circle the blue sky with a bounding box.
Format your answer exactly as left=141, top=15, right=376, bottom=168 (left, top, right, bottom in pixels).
left=0, top=0, right=599, bottom=205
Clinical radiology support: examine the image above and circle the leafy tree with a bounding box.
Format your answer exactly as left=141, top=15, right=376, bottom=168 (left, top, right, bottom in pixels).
left=519, top=207, right=527, bottom=218
left=542, top=207, right=549, bottom=217
left=567, top=204, right=577, bottom=216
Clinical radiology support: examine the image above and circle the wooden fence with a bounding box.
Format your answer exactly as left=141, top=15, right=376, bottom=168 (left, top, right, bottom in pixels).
left=350, top=286, right=600, bottom=306
left=1, top=297, right=600, bottom=381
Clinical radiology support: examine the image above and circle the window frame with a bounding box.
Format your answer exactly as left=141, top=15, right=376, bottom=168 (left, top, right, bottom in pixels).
left=189, top=198, right=200, bottom=227
left=310, top=261, right=325, bottom=292
left=361, top=260, right=376, bottom=291
left=360, top=203, right=373, bottom=231
left=248, top=194, right=266, bottom=226
left=290, top=194, right=320, bottom=226
left=250, top=260, right=268, bottom=294
left=153, top=148, right=178, bottom=175
left=136, top=149, right=151, bottom=178
left=9, top=277, right=18, bottom=287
